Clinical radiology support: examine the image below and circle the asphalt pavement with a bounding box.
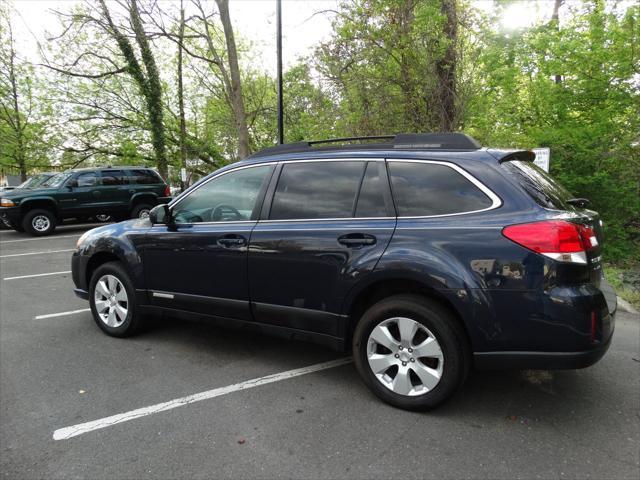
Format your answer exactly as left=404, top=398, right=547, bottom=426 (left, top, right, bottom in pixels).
left=1, top=225, right=638, bottom=479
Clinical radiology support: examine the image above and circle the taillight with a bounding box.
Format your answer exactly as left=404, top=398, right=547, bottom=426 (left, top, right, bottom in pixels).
left=502, top=220, right=597, bottom=264
left=164, top=185, right=171, bottom=197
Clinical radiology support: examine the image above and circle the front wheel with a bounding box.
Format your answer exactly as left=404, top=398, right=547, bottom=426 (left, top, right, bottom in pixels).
left=89, top=261, right=143, bottom=337
left=352, top=294, right=470, bottom=410
left=22, top=209, right=56, bottom=236
left=131, top=203, right=153, bottom=219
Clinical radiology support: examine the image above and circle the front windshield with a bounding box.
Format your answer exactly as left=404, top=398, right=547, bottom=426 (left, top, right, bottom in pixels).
left=18, top=174, right=51, bottom=189
left=42, top=172, right=73, bottom=188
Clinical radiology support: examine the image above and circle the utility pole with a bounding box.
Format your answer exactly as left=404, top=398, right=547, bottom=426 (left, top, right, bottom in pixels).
left=276, top=0, right=284, bottom=144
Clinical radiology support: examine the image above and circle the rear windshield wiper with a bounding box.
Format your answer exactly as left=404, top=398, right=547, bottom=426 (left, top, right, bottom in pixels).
left=566, top=198, right=590, bottom=208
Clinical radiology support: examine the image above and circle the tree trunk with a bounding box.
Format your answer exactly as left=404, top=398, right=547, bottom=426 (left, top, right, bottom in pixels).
left=177, top=0, right=187, bottom=190
left=129, top=0, right=168, bottom=178
left=436, top=0, right=458, bottom=132
left=215, top=0, right=250, bottom=159
left=6, top=21, right=26, bottom=181
left=551, top=0, right=562, bottom=84
left=97, top=0, right=168, bottom=178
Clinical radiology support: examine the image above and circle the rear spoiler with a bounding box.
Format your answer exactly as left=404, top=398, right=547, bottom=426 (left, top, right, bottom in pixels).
left=497, top=150, right=536, bottom=163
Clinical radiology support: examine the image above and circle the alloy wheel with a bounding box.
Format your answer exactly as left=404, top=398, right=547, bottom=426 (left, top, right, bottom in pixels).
left=367, top=317, right=444, bottom=396
left=31, top=215, right=50, bottom=232
left=94, top=274, right=128, bottom=327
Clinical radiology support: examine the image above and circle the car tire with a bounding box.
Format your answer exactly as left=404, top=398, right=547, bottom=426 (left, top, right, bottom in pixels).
left=131, top=203, right=153, bottom=219
left=352, top=294, right=470, bottom=410
left=89, top=261, right=143, bottom=337
left=22, top=209, right=56, bottom=236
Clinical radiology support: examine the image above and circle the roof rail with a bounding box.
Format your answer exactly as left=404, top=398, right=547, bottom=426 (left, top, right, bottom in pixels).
left=248, top=132, right=481, bottom=158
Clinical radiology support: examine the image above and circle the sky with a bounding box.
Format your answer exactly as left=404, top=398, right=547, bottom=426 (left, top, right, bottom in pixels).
left=8, top=0, right=565, bottom=75
left=10, top=0, right=340, bottom=74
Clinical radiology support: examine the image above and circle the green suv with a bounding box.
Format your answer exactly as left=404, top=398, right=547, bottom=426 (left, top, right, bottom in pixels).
left=0, top=166, right=171, bottom=236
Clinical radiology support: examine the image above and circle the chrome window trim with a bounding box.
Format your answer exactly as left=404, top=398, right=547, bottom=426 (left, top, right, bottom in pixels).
left=387, top=159, right=502, bottom=219
left=259, top=216, right=394, bottom=224
left=166, top=162, right=276, bottom=225
left=165, top=157, right=501, bottom=226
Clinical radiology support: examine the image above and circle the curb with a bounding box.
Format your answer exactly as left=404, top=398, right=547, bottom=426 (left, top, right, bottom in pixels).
left=617, top=296, right=639, bottom=315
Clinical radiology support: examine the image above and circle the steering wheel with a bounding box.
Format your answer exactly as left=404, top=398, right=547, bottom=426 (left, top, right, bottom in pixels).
left=211, top=204, right=243, bottom=221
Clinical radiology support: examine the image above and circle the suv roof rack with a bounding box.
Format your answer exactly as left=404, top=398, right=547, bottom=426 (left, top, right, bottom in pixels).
left=249, top=133, right=482, bottom=158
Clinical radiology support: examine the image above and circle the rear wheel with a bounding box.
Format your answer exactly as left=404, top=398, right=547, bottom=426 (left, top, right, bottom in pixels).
left=22, top=209, right=56, bottom=236
left=131, top=203, right=153, bottom=219
left=89, top=261, right=143, bottom=337
left=352, top=294, right=469, bottom=410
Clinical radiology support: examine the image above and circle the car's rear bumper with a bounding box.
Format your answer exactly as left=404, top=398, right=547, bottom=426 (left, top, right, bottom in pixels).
left=473, top=331, right=613, bottom=370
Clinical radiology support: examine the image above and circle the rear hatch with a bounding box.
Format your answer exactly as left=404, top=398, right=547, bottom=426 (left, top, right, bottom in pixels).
left=501, top=160, right=605, bottom=286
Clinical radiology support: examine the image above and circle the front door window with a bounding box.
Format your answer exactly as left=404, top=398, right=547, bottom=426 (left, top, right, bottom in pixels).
left=172, top=166, right=272, bottom=223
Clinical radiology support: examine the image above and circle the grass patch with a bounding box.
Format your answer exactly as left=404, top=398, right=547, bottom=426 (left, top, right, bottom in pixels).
left=604, top=264, right=640, bottom=309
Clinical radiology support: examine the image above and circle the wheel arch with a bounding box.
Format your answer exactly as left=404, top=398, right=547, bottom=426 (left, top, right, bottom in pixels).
left=84, top=249, right=142, bottom=293
left=20, top=198, right=59, bottom=216
left=129, top=192, right=158, bottom=208
left=343, top=277, right=473, bottom=353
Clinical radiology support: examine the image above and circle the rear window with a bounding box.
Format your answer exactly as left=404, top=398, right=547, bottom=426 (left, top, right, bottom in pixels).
left=130, top=169, right=162, bottom=185
left=503, top=161, right=575, bottom=210
left=270, top=161, right=364, bottom=220
left=388, top=161, right=494, bottom=216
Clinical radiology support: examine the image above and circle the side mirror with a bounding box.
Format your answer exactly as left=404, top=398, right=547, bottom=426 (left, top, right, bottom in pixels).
left=149, top=204, right=171, bottom=224
left=66, top=179, right=78, bottom=190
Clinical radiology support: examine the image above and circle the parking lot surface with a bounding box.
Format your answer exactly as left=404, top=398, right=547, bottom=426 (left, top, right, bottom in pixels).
left=1, top=225, right=639, bottom=479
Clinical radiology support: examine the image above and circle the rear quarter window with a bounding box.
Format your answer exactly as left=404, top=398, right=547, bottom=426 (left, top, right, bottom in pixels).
left=130, top=169, right=163, bottom=185
left=388, top=161, right=495, bottom=216
left=502, top=161, right=575, bottom=210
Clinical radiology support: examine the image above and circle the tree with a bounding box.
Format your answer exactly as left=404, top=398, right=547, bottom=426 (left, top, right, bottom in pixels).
left=0, top=3, right=55, bottom=179
left=45, top=0, right=168, bottom=177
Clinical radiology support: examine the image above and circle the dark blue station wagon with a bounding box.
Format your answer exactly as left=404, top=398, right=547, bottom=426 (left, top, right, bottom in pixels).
left=71, top=133, right=616, bottom=409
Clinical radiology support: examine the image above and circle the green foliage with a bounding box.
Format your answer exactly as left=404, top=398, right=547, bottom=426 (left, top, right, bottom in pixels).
left=2, top=0, right=638, bottom=264
left=465, top=1, right=639, bottom=264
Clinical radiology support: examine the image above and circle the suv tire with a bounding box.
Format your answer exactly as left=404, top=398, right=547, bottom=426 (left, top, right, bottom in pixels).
left=352, top=294, right=469, bottom=410
left=89, top=261, right=143, bottom=337
left=22, top=209, right=56, bottom=236
left=131, top=203, right=153, bottom=219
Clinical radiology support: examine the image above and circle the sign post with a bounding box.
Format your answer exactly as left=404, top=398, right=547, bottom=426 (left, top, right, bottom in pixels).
left=532, top=147, right=550, bottom=172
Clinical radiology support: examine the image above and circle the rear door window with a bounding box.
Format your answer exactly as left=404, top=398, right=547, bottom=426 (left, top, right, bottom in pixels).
left=502, top=161, right=575, bottom=210
left=388, top=161, right=494, bottom=216
left=76, top=172, right=99, bottom=187
left=269, top=161, right=364, bottom=220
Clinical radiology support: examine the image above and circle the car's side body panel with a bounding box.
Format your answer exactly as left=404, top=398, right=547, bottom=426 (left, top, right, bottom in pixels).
left=70, top=146, right=616, bottom=370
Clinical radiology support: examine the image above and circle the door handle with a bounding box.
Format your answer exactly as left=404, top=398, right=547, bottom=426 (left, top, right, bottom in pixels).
left=338, top=233, right=377, bottom=248
left=217, top=234, right=247, bottom=247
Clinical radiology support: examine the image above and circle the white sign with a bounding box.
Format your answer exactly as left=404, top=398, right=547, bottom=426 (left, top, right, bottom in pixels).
left=532, top=147, right=550, bottom=172
left=180, top=168, right=187, bottom=182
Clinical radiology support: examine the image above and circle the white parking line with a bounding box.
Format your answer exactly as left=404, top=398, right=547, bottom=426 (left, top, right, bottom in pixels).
left=0, top=234, right=80, bottom=244
left=0, top=249, right=74, bottom=259
left=53, top=357, right=352, bottom=441
left=35, top=308, right=90, bottom=319
left=4, top=270, right=71, bottom=281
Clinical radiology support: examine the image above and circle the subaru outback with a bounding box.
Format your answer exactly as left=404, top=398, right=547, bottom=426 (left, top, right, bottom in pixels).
left=71, top=133, right=616, bottom=409
left=0, top=166, right=170, bottom=236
